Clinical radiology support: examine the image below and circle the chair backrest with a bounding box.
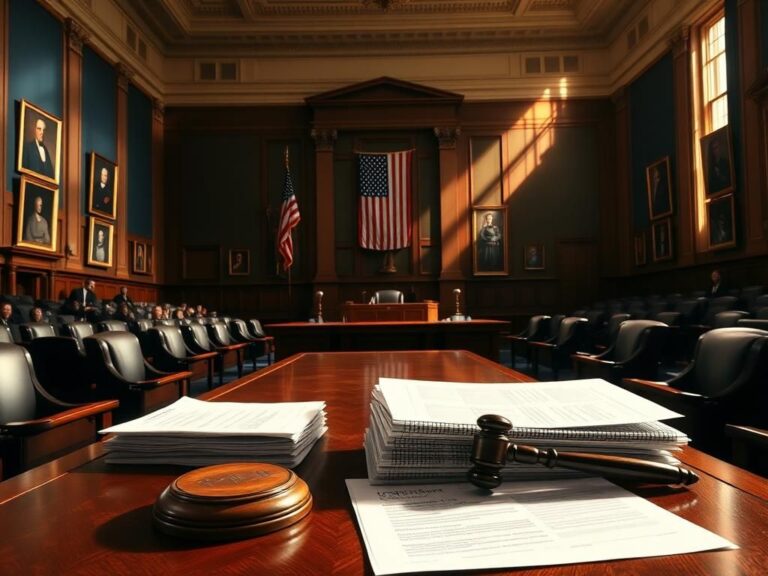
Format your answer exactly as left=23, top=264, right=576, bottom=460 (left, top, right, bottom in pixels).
left=248, top=319, right=266, bottom=338
left=689, top=328, right=768, bottom=398
left=97, top=320, right=129, bottom=332
left=26, top=336, right=89, bottom=402
left=547, top=315, right=565, bottom=338
left=150, top=325, right=187, bottom=359
left=704, top=296, right=740, bottom=325
left=85, top=332, right=146, bottom=383
left=526, top=315, right=550, bottom=341
left=207, top=322, right=233, bottom=345
left=62, top=321, right=94, bottom=342
left=653, top=311, right=681, bottom=327
left=0, top=343, right=38, bottom=423
left=555, top=317, right=587, bottom=346
left=712, top=310, right=751, bottom=329
left=19, top=322, right=57, bottom=342
left=0, top=324, right=15, bottom=344
left=371, top=290, right=404, bottom=304
left=136, top=319, right=153, bottom=332
left=230, top=319, right=251, bottom=340
left=612, top=320, right=667, bottom=362
left=182, top=323, right=213, bottom=352
left=674, top=298, right=706, bottom=325
left=605, top=313, right=631, bottom=346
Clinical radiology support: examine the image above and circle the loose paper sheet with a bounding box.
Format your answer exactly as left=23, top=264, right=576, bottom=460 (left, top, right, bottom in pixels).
left=346, top=477, right=736, bottom=575
left=377, top=377, right=682, bottom=429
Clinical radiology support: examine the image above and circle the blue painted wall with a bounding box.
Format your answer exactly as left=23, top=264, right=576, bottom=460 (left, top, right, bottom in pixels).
left=127, top=86, right=153, bottom=237
left=629, top=52, right=676, bottom=229
left=82, top=47, right=117, bottom=215
left=6, top=0, right=62, bottom=192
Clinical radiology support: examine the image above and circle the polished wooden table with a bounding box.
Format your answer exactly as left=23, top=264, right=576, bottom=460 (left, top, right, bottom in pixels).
left=1, top=351, right=767, bottom=575
left=265, top=320, right=509, bottom=361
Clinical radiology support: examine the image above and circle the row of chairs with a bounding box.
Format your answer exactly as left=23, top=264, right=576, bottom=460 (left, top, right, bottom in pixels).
left=508, top=314, right=768, bottom=474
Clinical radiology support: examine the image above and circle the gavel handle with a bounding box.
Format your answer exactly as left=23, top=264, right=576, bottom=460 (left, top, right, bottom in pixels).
left=510, top=444, right=698, bottom=485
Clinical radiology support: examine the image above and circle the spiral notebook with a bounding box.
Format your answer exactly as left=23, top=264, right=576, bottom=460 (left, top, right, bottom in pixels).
left=365, top=377, right=688, bottom=484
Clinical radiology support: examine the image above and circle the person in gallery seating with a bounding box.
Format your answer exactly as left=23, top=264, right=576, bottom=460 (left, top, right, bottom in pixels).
left=707, top=269, right=727, bottom=298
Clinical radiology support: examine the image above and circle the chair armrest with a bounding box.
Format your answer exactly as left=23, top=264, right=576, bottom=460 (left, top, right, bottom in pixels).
left=621, top=378, right=706, bottom=401
left=528, top=341, right=555, bottom=351
left=1, top=399, right=119, bottom=435
left=134, top=370, right=193, bottom=389
left=188, top=351, right=218, bottom=362
left=571, top=354, right=616, bottom=367
left=725, top=425, right=768, bottom=448
left=215, top=342, right=249, bottom=352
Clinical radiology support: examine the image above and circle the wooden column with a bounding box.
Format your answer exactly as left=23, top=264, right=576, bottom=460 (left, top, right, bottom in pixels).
left=435, top=126, right=462, bottom=280
left=738, top=0, right=768, bottom=253
left=312, top=128, right=337, bottom=283
left=63, top=18, right=87, bottom=270
left=115, top=63, right=132, bottom=277
left=671, top=27, right=696, bottom=266
left=611, top=88, right=632, bottom=275
left=152, top=99, right=164, bottom=284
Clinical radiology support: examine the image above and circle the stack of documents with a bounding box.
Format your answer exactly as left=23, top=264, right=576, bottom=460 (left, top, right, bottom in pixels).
left=364, top=377, right=689, bottom=484
left=100, top=396, right=327, bottom=468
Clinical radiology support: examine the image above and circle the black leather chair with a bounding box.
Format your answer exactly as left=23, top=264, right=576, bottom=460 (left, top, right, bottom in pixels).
left=246, top=319, right=275, bottom=365
left=621, top=327, right=768, bottom=456
left=529, top=317, right=588, bottom=380
left=370, top=290, right=404, bottom=304
left=0, top=324, right=15, bottom=344
left=19, top=322, right=57, bottom=343
left=206, top=323, right=248, bottom=379
left=572, top=320, right=669, bottom=383
left=229, top=319, right=274, bottom=369
left=97, top=320, right=129, bottom=332
left=147, top=325, right=217, bottom=390
left=181, top=323, right=227, bottom=386
left=26, top=335, right=96, bottom=405
left=505, top=314, right=550, bottom=368
left=84, top=332, right=192, bottom=422
left=61, top=321, right=95, bottom=352
left=712, top=310, right=751, bottom=328
left=0, top=342, right=117, bottom=479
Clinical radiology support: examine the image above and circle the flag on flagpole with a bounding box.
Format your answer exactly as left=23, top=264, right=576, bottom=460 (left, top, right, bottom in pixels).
left=358, top=150, right=413, bottom=251
left=278, top=148, right=301, bottom=270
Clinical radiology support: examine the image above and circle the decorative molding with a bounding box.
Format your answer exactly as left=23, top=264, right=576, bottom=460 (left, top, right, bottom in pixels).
left=65, top=18, right=89, bottom=55
left=116, top=62, right=135, bottom=91
left=434, top=127, right=461, bottom=149
left=152, top=98, right=165, bottom=121
left=669, top=25, right=690, bottom=57
left=311, top=129, right=337, bottom=151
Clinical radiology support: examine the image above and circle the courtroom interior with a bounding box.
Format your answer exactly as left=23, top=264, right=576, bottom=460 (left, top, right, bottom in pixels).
left=1, top=0, right=768, bottom=573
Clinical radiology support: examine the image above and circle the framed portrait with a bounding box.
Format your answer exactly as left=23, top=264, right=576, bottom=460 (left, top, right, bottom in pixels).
left=132, top=241, right=147, bottom=274
left=87, top=218, right=114, bottom=268
left=651, top=219, right=673, bottom=263
left=16, top=177, right=59, bottom=253
left=472, top=206, right=507, bottom=276
left=645, top=156, right=672, bottom=219
left=523, top=243, right=545, bottom=270
left=228, top=249, right=250, bottom=276
left=634, top=232, right=647, bottom=266
left=88, top=152, right=119, bottom=219
left=707, top=194, right=736, bottom=250
left=16, top=100, right=62, bottom=185
left=700, top=126, right=734, bottom=197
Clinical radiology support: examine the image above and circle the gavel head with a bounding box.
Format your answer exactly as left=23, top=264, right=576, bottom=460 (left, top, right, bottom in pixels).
left=467, top=415, right=513, bottom=490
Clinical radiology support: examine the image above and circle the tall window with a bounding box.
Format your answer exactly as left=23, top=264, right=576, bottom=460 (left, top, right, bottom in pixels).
left=702, top=15, right=728, bottom=133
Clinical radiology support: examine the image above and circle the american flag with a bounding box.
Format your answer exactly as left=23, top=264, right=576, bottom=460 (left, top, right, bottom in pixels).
left=277, top=152, right=301, bottom=270
left=358, top=150, right=413, bottom=251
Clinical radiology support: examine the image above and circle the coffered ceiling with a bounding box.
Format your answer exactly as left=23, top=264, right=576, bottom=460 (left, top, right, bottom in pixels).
left=117, top=0, right=642, bottom=56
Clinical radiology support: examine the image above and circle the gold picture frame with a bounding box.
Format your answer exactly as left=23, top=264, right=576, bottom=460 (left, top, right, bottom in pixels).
left=88, top=152, right=118, bottom=220
left=87, top=218, right=114, bottom=268
left=17, top=99, right=62, bottom=185
left=228, top=249, right=250, bottom=276
left=16, top=177, right=59, bottom=253
left=472, top=206, right=507, bottom=276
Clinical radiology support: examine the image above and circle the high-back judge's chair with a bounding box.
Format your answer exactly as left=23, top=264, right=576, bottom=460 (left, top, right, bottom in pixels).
left=370, top=290, right=405, bottom=304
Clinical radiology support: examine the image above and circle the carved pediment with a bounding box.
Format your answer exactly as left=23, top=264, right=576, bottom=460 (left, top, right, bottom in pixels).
left=306, top=77, right=463, bottom=108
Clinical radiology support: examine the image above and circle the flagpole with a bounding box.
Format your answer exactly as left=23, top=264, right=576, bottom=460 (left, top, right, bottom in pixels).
left=285, top=146, right=292, bottom=297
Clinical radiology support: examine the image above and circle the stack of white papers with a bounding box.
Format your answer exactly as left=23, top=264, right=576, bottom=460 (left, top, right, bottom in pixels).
left=365, top=377, right=689, bottom=484
left=100, top=396, right=327, bottom=468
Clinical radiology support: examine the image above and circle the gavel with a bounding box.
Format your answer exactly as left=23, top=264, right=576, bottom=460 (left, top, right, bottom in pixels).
left=468, top=414, right=699, bottom=489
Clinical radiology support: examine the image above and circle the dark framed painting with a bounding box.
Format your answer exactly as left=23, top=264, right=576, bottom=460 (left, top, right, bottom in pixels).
left=16, top=176, right=59, bottom=253
left=132, top=241, right=147, bottom=274
left=472, top=206, right=507, bottom=276
left=634, top=232, right=646, bottom=267
left=523, top=243, right=545, bottom=270
left=229, top=249, right=250, bottom=276
left=16, top=100, right=62, bottom=185
left=87, top=217, right=114, bottom=268
left=707, top=193, right=736, bottom=250
left=646, top=156, right=672, bottom=219
left=88, top=152, right=119, bottom=220
left=651, top=219, right=673, bottom=263
left=700, top=126, right=734, bottom=197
